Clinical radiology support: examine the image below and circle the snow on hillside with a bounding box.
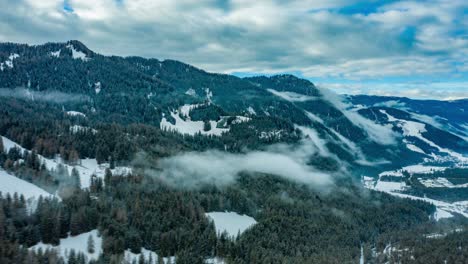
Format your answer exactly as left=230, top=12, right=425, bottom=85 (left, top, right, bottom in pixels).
left=123, top=248, right=225, bottom=264
left=0, top=53, right=20, bottom=71
left=95, top=82, right=101, bottom=94
left=363, top=176, right=468, bottom=220
left=419, top=177, right=468, bottom=188
left=160, top=104, right=233, bottom=136
left=161, top=111, right=228, bottom=136
left=123, top=248, right=175, bottom=264
left=0, top=169, right=56, bottom=211
left=66, top=44, right=89, bottom=61
left=246, top=106, right=256, bottom=115
left=66, top=111, right=86, bottom=117
left=50, top=50, right=61, bottom=57
left=70, top=125, right=97, bottom=134
left=2, top=136, right=131, bottom=189
left=30, top=229, right=102, bottom=263
left=380, top=110, right=468, bottom=163
left=379, top=165, right=447, bottom=177
left=206, top=212, right=257, bottom=237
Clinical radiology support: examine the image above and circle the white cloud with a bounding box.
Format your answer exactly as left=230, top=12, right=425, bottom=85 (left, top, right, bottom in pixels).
left=0, top=0, right=467, bottom=93
left=156, top=141, right=334, bottom=188
left=322, top=81, right=468, bottom=100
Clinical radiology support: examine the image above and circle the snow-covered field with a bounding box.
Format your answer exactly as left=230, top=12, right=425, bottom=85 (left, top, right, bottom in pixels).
left=30, top=229, right=102, bottom=262
left=0, top=169, right=56, bottom=211
left=2, top=136, right=131, bottom=189
left=378, top=164, right=447, bottom=177
left=419, top=177, right=468, bottom=188
left=206, top=212, right=257, bottom=237
left=160, top=104, right=250, bottom=136
left=161, top=111, right=228, bottom=136
left=363, top=176, right=468, bottom=220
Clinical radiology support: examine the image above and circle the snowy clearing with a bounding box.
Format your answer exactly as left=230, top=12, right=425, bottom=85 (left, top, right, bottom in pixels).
left=418, top=177, right=468, bottom=188
left=30, top=229, right=102, bottom=263
left=379, top=164, right=447, bottom=177
left=2, top=136, right=131, bottom=189
left=160, top=104, right=231, bottom=136
left=66, top=111, right=86, bottom=117
left=363, top=176, right=468, bottom=220
left=0, top=169, right=56, bottom=211
left=1, top=53, right=20, bottom=71
left=70, top=125, right=97, bottom=134
left=374, top=181, right=407, bottom=192
left=50, top=50, right=61, bottom=57
left=66, top=44, right=89, bottom=61
left=206, top=212, right=257, bottom=237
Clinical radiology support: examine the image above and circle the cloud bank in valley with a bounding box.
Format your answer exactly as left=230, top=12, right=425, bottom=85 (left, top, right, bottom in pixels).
left=155, top=141, right=334, bottom=189
left=0, top=88, right=90, bottom=103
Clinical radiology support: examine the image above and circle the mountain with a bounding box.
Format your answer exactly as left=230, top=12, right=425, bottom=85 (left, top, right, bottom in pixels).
left=0, top=41, right=467, bottom=263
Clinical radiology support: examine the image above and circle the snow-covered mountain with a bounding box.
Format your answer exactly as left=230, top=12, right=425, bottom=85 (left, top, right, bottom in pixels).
left=0, top=40, right=467, bottom=263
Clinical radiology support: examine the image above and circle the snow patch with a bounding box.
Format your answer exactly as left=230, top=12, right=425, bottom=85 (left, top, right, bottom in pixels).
left=419, top=177, right=468, bottom=188
left=364, top=176, right=468, bottom=220
left=406, top=143, right=426, bottom=154
left=379, top=165, right=447, bottom=177
left=30, top=229, right=102, bottom=263
left=206, top=212, right=257, bottom=238
left=380, top=110, right=468, bottom=163
left=66, top=44, right=89, bottom=61
left=247, top=106, right=256, bottom=115
left=94, top=82, right=101, bottom=94
left=66, top=111, right=86, bottom=118
left=160, top=105, right=229, bottom=136
left=123, top=248, right=175, bottom=264
left=374, top=181, right=407, bottom=192
left=2, top=136, right=131, bottom=189
left=50, top=50, right=61, bottom=58
left=1, top=53, right=19, bottom=71
left=185, top=88, right=196, bottom=96
left=70, top=125, right=97, bottom=134
left=0, top=169, right=56, bottom=211
left=434, top=208, right=454, bottom=221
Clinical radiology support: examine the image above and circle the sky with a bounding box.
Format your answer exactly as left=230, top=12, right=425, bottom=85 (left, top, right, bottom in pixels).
left=1, top=0, right=467, bottom=100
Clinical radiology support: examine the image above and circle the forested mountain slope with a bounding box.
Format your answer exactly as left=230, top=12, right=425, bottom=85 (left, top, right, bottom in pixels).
left=0, top=41, right=467, bottom=263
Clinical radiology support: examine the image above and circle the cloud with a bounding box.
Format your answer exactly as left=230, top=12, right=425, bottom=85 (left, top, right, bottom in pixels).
left=0, top=0, right=467, bottom=85
left=317, top=86, right=398, bottom=145
left=151, top=140, right=335, bottom=189
left=267, top=89, right=318, bottom=102
left=321, top=81, right=468, bottom=100
left=0, top=87, right=90, bottom=103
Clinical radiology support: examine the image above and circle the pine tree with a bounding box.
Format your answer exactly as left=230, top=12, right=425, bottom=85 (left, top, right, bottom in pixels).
left=0, top=136, right=4, bottom=153
left=71, top=168, right=81, bottom=189
left=87, top=235, right=95, bottom=254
